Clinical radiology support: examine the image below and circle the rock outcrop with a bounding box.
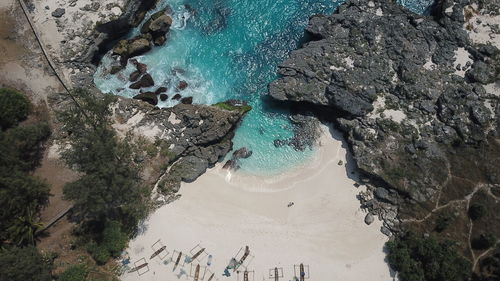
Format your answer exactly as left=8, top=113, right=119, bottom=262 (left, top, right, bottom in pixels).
left=269, top=0, right=499, bottom=276
left=269, top=0, right=499, bottom=203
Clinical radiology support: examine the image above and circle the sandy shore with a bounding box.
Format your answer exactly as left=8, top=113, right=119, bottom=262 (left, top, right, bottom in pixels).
left=121, top=124, right=393, bottom=281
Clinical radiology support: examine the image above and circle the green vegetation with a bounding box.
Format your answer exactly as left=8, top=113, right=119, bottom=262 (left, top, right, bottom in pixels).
left=58, top=89, right=150, bottom=264
left=0, top=88, right=30, bottom=130
left=0, top=89, right=51, bottom=247
left=386, top=232, right=471, bottom=281
left=0, top=246, right=52, bottom=281
left=213, top=101, right=252, bottom=113
left=434, top=213, right=453, bottom=232
left=59, top=264, right=88, bottom=281
left=468, top=203, right=487, bottom=221
left=472, top=233, right=497, bottom=250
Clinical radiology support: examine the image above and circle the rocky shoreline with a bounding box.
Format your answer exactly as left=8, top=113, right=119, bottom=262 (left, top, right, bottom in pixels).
left=24, top=0, right=252, bottom=202
left=269, top=0, right=499, bottom=277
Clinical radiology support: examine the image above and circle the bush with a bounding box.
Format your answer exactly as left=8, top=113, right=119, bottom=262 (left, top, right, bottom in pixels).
left=0, top=246, right=52, bottom=281
left=59, top=264, right=88, bottom=281
left=434, top=214, right=453, bottom=232
left=386, top=232, right=471, bottom=281
left=0, top=88, right=30, bottom=130
left=472, top=233, right=497, bottom=250
left=86, top=241, right=110, bottom=265
left=101, top=221, right=128, bottom=258
left=86, top=221, right=128, bottom=264
left=468, top=204, right=487, bottom=221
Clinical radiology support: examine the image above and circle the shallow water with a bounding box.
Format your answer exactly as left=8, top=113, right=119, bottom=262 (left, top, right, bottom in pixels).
left=95, top=0, right=431, bottom=175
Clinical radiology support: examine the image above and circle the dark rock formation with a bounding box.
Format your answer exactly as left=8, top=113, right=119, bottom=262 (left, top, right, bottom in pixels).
left=129, top=71, right=141, bottom=82
left=155, top=87, right=167, bottom=94
left=177, top=80, right=188, bottom=91
left=159, top=94, right=168, bottom=101
left=180, top=97, right=193, bottom=104
left=140, top=9, right=172, bottom=46
left=233, top=147, right=252, bottom=160
left=91, top=0, right=159, bottom=64
left=113, top=35, right=152, bottom=63
left=51, top=8, right=65, bottom=18
left=129, top=73, right=154, bottom=89
left=269, top=0, right=499, bottom=205
left=172, top=94, right=182, bottom=100
left=133, top=92, right=158, bottom=106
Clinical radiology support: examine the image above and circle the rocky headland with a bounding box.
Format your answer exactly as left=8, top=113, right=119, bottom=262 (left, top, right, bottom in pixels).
left=269, top=0, right=499, bottom=277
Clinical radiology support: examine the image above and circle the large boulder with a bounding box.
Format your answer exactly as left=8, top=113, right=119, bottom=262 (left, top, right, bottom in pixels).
left=129, top=73, right=155, bottom=89
left=133, top=92, right=158, bottom=106
left=113, top=35, right=151, bottom=62
left=141, top=9, right=173, bottom=46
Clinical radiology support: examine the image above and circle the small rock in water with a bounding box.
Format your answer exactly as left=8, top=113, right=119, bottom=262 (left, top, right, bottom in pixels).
left=232, top=147, right=252, bottom=160
left=51, top=8, right=65, bottom=18
left=129, top=73, right=154, bottom=89
left=133, top=92, right=158, bottom=106
left=159, top=94, right=168, bottom=101
left=177, top=80, right=188, bottom=91
left=129, top=71, right=141, bottom=82
left=222, top=159, right=239, bottom=170
left=180, top=96, right=193, bottom=104
left=155, top=87, right=168, bottom=94
left=172, top=94, right=182, bottom=100
left=364, top=213, right=374, bottom=225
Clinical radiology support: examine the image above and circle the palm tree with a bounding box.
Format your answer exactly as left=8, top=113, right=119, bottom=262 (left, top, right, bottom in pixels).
left=7, top=206, right=43, bottom=246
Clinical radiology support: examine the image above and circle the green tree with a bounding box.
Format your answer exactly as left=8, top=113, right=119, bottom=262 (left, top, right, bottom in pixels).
left=468, top=203, right=487, bottom=221
left=7, top=206, right=44, bottom=246
left=0, top=246, right=52, bottom=281
left=386, top=232, right=471, bottom=281
left=59, top=89, right=148, bottom=233
left=59, top=264, right=88, bottom=281
left=0, top=88, right=30, bottom=130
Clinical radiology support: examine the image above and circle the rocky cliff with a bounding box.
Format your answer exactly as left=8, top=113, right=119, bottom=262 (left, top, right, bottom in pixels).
left=269, top=0, right=499, bottom=276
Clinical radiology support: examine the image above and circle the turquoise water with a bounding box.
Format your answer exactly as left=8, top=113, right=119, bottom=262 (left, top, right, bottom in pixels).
left=95, top=0, right=431, bottom=175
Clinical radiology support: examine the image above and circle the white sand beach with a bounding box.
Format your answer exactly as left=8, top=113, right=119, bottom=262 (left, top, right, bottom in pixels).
left=121, top=125, right=393, bottom=281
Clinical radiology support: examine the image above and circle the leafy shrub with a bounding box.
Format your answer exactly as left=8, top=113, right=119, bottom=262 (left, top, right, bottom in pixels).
left=0, top=246, right=52, bottom=281
left=86, top=221, right=128, bottom=264
left=59, top=264, right=88, bottom=281
left=86, top=241, right=110, bottom=265
left=101, top=221, right=128, bottom=258
left=472, top=233, right=497, bottom=250
left=0, top=88, right=30, bottom=130
left=468, top=203, right=487, bottom=221
left=386, top=232, right=471, bottom=281
left=434, top=214, right=453, bottom=232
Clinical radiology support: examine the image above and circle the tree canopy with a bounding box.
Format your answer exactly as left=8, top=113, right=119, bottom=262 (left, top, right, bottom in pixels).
left=0, top=246, right=52, bottom=281
left=386, top=232, right=471, bottom=281
left=58, top=89, right=149, bottom=263
left=0, top=88, right=30, bottom=130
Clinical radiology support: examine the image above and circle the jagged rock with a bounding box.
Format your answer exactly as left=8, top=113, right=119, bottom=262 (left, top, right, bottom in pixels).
left=374, top=187, right=390, bottom=201
left=181, top=97, right=193, bottom=104
left=172, top=94, right=182, bottom=100
left=113, top=36, right=151, bottom=61
left=268, top=0, right=498, bottom=204
left=141, top=9, right=173, bottom=40
left=232, top=147, right=252, bottom=160
left=129, top=73, right=154, bottom=89
left=159, top=94, right=168, bottom=101
left=133, top=92, right=157, bottom=106
left=223, top=159, right=239, bottom=170
left=51, top=8, right=65, bottom=18
left=130, top=59, right=148, bottom=73
left=129, top=71, right=141, bottom=82
left=466, top=61, right=497, bottom=84
left=364, top=213, right=374, bottom=225
left=155, top=87, right=168, bottom=94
